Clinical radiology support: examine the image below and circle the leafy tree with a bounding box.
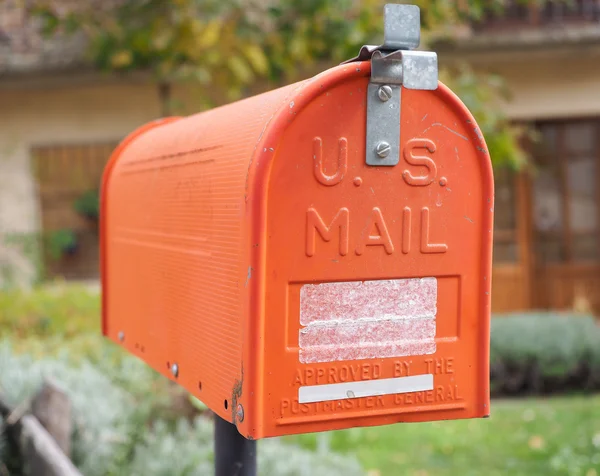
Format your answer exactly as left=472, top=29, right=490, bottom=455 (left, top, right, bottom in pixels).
left=31, top=0, right=271, bottom=113
left=440, top=66, right=530, bottom=170
left=31, top=0, right=542, bottom=168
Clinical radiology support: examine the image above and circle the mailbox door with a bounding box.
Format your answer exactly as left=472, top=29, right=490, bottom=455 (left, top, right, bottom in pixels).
left=256, top=63, right=493, bottom=438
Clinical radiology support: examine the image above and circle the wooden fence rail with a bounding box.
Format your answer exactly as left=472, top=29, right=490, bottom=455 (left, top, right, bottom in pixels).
left=0, top=380, right=82, bottom=476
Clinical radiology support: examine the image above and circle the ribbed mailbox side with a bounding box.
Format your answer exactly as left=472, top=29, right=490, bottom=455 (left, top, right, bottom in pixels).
left=101, top=82, right=300, bottom=421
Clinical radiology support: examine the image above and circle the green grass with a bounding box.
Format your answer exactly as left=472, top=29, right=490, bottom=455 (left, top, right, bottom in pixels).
left=289, top=396, right=600, bottom=476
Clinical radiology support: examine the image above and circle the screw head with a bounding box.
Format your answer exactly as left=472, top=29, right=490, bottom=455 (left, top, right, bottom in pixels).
left=376, top=141, right=391, bottom=158
left=171, top=363, right=179, bottom=378
left=236, top=404, right=244, bottom=422
left=118, top=331, right=125, bottom=342
left=377, top=85, right=393, bottom=102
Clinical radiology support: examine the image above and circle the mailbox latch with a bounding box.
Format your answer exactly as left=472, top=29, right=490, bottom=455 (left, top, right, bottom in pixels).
left=345, top=4, right=438, bottom=167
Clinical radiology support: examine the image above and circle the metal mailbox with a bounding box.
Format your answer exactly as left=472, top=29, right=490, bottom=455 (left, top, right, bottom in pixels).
left=101, top=4, right=494, bottom=440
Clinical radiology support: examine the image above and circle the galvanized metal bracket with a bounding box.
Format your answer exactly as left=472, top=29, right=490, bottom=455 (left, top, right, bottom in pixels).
left=345, top=4, right=439, bottom=166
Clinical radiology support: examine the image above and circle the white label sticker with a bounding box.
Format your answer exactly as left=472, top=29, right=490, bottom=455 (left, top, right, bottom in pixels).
left=298, top=374, right=434, bottom=404
left=299, top=278, right=437, bottom=363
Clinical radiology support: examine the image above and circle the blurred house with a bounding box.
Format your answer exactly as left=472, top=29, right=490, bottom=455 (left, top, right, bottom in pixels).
left=0, top=0, right=599, bottom=313
left=436, top=0, right=600, bottom=314
left=0, top=0, right=168, bottom=283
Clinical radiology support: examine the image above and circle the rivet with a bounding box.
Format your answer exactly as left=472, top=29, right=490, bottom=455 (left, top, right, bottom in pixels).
left=376, top=141, right=391, bottom=158
left=171, top=363, right=179, bottom=378
left=377, top=85, right=393, bottom=102
left=118, top=331, right=125, bottom=342
left=236, top=404, right=244, bottom=422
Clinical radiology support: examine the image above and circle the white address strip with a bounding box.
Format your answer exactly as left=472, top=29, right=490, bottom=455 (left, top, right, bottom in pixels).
left=298, top=374, right=434, bottom=404
left=299, top=278, right=438, bottom=364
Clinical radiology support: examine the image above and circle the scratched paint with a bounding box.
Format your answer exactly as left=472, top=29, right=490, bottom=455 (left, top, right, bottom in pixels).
left=245, top=266, right=253, bottom=287
left=299, top=278, right=437, bottom=363
left=420, top=123, right=469, bottom=141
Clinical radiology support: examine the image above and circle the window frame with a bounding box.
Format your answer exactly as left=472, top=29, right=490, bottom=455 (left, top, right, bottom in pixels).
left=532, top=118, right=600, bottom=265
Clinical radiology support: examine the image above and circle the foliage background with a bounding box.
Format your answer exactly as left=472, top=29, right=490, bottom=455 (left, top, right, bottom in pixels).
left=0, top=285, right=599, bottom=475
left=31, top=0, right=536, bottom=169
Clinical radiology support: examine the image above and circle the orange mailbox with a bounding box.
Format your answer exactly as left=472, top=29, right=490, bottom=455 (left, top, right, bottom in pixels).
left=101, top=4, right=493, bottom=439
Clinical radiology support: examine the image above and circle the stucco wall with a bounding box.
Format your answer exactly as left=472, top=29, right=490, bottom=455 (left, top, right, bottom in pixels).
left=0, top=80, right=162, bottom=285
left=499, top=57, right=600, bottom=121
left=439, top=46, right=600, bottom=121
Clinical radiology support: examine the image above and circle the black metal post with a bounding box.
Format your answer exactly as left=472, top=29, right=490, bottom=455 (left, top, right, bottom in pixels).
left=214, top=415, right=257, bottom=476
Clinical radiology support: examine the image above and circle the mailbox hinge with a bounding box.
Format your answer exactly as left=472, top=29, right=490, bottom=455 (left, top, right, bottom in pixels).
left=344, top=4, right=438, bottom=166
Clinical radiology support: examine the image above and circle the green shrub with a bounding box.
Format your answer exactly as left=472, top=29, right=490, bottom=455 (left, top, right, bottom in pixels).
left=47, top=229, right=78, bottom=260
left=129, top=417, right=363, bottom=476
left=0, top=342, right=364, bottom=475
left=259, top=435, right=363, bottom=476
left=73, top=189, right=100, bottom=221
left=490, top=313, right=600, bottom=395
left=0, top=285, right=100, bottom=338
left=127, top=419, right=214, bottom=476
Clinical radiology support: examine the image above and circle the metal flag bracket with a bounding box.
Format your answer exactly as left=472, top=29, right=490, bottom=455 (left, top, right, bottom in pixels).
left=344, top=4, right=439, bottom=166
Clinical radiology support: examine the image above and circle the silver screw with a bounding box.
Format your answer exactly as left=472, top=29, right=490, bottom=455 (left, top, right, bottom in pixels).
left=171, top=363, right=179, bottom=378
left=236, top=404, right=244, bottom=422
left=377, top=85, right=393, bottom=102
left=376, top=141, right=391, bottom=158
left=118, top=331, right=125, bottom=342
